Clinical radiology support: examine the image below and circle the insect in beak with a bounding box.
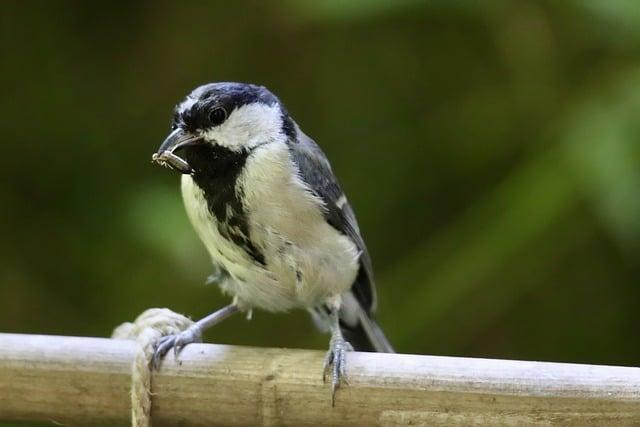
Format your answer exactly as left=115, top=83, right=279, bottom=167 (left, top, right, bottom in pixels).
left=152, top=128, right=201, bottom=174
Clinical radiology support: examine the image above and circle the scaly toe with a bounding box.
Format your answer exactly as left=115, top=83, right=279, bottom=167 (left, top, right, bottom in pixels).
left=151, top=335, right=176, bottom=370
left=324, top=335, right=353, bottom=406
left=150, top=326, right=203, bottom=370
left=322, top=348, right=334, bottom=383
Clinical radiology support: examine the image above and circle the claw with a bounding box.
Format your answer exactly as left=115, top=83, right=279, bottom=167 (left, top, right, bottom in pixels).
left=323, top=333, right=353, bottom=406
left=150, top=325, right=203, bottom=370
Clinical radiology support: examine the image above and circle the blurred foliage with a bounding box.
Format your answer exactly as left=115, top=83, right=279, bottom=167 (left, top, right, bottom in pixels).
left=2, top=4, right=640, bottom=421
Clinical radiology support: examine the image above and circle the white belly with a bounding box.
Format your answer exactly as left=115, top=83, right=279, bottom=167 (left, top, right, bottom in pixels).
left=181, top=141, right=359, bottom=312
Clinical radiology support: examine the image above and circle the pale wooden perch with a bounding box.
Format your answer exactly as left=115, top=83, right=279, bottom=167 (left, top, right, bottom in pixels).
left=0, top=333, right=639, bottom=426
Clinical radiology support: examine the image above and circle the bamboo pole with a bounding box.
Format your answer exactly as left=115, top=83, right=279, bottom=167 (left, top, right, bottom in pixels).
left=0, top=333, right=639, bottom=426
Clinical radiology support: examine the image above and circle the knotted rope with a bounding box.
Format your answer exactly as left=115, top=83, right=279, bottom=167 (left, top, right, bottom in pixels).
left=111, top=308, right=194, bottom=427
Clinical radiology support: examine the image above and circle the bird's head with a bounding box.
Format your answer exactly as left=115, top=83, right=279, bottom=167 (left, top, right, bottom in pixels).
left=152, top=82, right=295, bottom=175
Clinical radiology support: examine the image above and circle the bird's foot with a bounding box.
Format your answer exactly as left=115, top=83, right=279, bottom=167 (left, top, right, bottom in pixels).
left=151, top=324, right=203, bottom=370
left=323, top=332, right=353, bottom=406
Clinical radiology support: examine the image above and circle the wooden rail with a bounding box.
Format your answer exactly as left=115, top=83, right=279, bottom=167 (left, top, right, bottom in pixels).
left=1, top=333, right=639, bottom=426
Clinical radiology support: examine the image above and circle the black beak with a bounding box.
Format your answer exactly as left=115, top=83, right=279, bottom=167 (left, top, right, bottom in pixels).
left=151, top=128, right=201, bottom=174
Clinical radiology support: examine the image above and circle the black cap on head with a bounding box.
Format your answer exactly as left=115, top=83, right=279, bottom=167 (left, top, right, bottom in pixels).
left=174, top=82, right=282, bottom=133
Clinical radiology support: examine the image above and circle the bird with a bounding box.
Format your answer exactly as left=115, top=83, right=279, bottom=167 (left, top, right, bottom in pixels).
left=150, top=82, right=393, bottom=403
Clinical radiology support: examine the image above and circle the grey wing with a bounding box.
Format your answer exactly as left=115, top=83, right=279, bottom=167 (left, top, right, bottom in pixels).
left=287, top=128, right=377, bottom=313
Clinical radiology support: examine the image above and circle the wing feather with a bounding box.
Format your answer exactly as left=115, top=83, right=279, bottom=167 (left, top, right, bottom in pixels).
left=287, top=129, right=377, bottom=313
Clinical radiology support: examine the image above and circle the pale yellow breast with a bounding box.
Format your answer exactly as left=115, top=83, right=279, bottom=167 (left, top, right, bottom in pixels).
left=179, top=142, right=359, bottom=311
left=240, top=142, right=360, bottom=306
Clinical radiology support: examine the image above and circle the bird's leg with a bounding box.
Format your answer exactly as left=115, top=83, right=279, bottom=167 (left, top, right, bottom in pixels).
left=151, top=303, right=239, bottom=369
left=322, top=306, right=353, bottom=406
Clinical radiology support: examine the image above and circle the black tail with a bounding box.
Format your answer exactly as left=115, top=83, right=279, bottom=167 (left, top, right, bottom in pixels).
left=339, top=292, right=394, bottom=353
left=340, top=316, right=394, bottom=352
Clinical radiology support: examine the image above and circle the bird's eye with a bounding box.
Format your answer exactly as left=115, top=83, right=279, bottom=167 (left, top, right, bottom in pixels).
left=208, top=107, right=227, bottom=127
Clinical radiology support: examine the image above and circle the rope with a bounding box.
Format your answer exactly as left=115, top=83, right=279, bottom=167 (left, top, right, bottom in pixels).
left=112, top=308, right=194, bottom=427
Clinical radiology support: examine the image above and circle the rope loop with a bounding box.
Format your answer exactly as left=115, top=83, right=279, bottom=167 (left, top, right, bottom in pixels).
left=112, top=308, right=194, bottom=427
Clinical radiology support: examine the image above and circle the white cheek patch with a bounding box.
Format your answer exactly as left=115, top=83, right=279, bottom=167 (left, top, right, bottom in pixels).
left=203, top=103, right=284, bottom=151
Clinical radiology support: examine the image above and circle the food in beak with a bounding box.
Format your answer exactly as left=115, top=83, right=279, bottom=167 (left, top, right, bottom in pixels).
left=151, top=151, right=194, bottom=174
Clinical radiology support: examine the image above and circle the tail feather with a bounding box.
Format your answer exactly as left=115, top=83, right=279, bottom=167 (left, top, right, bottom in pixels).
left=339, top=291, right=394, bottom=353
left=309, top=291, right=394, bottom=353
left=341, top=313, right=394, bottom=353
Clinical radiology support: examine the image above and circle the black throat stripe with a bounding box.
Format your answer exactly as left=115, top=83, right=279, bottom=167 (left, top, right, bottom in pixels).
left=181, top=143, right=266, bottom=266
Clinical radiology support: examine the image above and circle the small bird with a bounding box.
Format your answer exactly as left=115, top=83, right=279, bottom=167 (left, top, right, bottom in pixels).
left=151, top=82, right=393, bottom=402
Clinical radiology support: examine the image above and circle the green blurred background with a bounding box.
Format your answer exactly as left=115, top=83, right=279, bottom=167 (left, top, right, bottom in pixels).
left=2, top=0, right=640, bottom=393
